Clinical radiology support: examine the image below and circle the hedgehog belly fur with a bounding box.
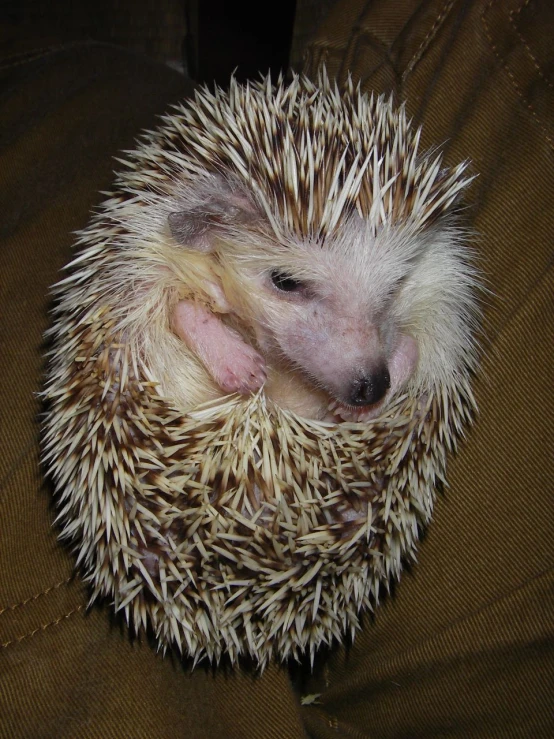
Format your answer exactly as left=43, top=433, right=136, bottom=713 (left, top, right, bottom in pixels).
left=43, top=71, right=479, bottom=668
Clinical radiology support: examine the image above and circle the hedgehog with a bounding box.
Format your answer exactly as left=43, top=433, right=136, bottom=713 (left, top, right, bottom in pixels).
left=42, top=71, right=480, bottom=670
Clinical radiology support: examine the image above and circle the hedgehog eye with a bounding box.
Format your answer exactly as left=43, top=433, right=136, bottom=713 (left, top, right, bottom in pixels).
left=270, top=270, right=304, bottom=293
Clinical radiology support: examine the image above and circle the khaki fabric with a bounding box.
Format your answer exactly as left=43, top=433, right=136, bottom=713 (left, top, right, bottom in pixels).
left=1, top=1, right=553, bottom=737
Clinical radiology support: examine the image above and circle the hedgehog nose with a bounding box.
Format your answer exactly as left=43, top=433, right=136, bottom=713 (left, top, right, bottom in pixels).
left=348, top=367, right=390, bottom=406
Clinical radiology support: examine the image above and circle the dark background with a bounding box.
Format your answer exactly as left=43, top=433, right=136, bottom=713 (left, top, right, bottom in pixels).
left=1, top=0, right=301, bottom=86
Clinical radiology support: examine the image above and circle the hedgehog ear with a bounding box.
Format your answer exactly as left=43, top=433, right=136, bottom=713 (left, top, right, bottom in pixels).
left=168, top=209, right=217, bottom=250
left=168, top=181, right=258, bottom=251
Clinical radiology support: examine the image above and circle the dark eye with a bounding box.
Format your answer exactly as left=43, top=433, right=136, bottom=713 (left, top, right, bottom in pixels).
left=270, top=270, right=304, bottom=292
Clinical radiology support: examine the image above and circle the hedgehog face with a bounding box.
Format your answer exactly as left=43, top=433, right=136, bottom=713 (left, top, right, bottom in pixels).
left=264, top=264, right=398, bottom=410
left=211, top=217, right=462, bottom=421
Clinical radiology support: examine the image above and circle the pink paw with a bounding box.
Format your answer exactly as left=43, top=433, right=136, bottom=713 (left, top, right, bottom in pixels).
left=216, top=345, right=267, bottom=394
left=171, top=300, right=267, bottom=397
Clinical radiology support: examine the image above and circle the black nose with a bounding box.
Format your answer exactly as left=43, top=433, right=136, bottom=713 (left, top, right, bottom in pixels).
left=348, top=367, right=390, bottom=406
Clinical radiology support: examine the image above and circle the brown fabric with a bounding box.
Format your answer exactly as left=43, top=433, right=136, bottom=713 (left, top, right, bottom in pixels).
left=289, top=0, right=338, bottom=71
left=0, top=40, right=308, bottom=738
left=1, top=0, right=187, bottom=65
left=1, top=1, right=553, bottom=737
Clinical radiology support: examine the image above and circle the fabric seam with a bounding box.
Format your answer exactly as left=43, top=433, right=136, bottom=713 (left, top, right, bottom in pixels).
left=0, top=577, right=73, bottom=616
left=402, top=0, right=456, bottom=81
left=0, top=606, right=84, bottom=649
left=481, top=0, right=554, bottom=151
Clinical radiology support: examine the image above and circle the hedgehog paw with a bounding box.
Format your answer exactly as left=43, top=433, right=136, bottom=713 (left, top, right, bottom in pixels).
left=216, top=345, right=267, bottom=394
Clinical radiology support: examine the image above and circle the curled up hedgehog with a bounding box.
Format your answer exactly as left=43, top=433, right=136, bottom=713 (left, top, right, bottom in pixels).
left=43, top=71, right=480, bottom=669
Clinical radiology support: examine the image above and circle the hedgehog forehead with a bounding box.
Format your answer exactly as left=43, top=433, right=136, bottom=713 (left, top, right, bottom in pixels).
left=313, top=222, right=425, bottom=303
left=220, top=217, right=421, bottom=312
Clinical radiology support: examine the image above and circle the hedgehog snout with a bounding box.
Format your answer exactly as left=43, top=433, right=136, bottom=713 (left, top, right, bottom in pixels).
left=328, top=336, right=417, bottom=421
left=348, top=366, right=391, bottom=406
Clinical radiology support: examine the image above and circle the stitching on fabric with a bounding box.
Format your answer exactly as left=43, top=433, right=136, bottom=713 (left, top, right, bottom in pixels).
left=0, top=606, right=84, bottom=649
left=510, top=0, right=553, bottom=90
left=402, top=0, right=456, bottom=81
left=0, top=577, right=74, bottom=617
left=481, top=0, right=554, bottom=151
